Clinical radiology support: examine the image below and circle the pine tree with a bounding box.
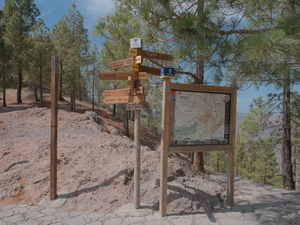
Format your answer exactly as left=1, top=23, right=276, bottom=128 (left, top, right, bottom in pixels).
left=236, top=98, right=281, bottom=187
left=3, top=0, right=40, bottom=104
left=224, top=1, right=300, bottom=190
left=27, top=19, right=52, bottom=107
left=52, top=4, right=90, bottom=111
left=0, top=9, right=13, bottom=107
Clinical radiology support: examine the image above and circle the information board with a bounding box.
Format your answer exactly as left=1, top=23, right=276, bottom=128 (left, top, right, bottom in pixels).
left=170, top=90, right=231, bottom=145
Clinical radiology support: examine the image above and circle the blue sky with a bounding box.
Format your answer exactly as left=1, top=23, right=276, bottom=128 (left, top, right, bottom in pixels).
left=0, top=0, right=279, bottom=113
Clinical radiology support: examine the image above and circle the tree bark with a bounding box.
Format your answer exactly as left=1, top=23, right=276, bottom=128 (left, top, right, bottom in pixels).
left=2, top=64, right=7, bottom=107
left=34, top=84, right=39, bottom=102
left=39, top=64, right=43, bottom=107
left=125, top=110, right=129, bottom=137
left=193, top=0, right=205, bottom=174
left=282, top=74, right=295, bottom=190
left=59, top=59, right=64, bottom=101
left=17, top=68, right=22, bottom=104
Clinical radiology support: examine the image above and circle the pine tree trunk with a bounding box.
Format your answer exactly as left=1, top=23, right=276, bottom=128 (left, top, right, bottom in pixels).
left=59, top=59, right=63, bottom=101
left=34, top=84, right=39, bottom=102
left=193, top=0, right=205, bottom=174
left=17, top=68, right=22, bottom=104
left=125, top=110, right=129, bottom=137
left=282, top=76, right=295, bottom=190
left=2, top=66, right=7, bottom=107
left=39, top=64, right=43, bottom=107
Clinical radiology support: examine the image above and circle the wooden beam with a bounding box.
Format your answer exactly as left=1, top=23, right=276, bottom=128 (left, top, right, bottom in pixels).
left=169, top=144, right=234, bottom=153
left=131, top=64, right=161, bottom=76
left=227, top=88, right=237, bottom=207
left=159, top=77, right=171, bottom=217
left=134, top=110, right=141, bottom=209
left=129, top=48, right=174, bottom=61
left=170, top=83, right=236, bottom=94
left=50, top=56, right=58, bottom=201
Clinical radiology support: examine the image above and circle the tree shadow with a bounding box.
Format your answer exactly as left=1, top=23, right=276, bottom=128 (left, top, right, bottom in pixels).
left=58, top=169, right=130, bottom=199
left=162, top=183, right=221, bottom=222
left=163, top=182, right=300, bottom=224
left=0, top=105, right=33, bottom=114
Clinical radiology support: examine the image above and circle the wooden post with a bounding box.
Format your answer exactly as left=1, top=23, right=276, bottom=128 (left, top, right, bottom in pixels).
left=134, top=110, right=141, bottom=209
left=159, top=77, right=171, bottom=217
left=227, top=88, right=237, bottom=207
left=50, top=56, right=58, bottom=200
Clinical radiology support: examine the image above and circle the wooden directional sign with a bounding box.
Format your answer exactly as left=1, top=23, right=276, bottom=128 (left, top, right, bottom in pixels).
left=131, top=64, right=160, bottom=76
left=102, top=88, right=132, bottom=97
left=98, top=72, right=138, bottom=80
left=108, top=56, right=143, bottom=70
left=102, top=87, right=144, bottom=97
left=126, top=102, right=151, bottom=111
left=103, top=95, right=145, bottom=104
left=108, top=58, right=133, bottom=70
left=129, top=48, right=174, bottom=61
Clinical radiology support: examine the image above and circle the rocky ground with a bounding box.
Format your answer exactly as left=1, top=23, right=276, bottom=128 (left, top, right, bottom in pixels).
left=0, top=89, right=228, bottom=215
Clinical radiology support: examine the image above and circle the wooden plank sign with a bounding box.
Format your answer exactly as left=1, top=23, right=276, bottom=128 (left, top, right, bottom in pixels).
left=129, top=48, right=174, bottom=61
left=108, top=58, right=133, bottom=70
left=126, top=102, right=151, bottom=111
left=102, top=87, right=144, bottom=97
left=103, top=95, right=145, bottom=104
left=102, top=88, right=132, bottom=97
left=98, top=72, right=138, bottom=80
left=131, top=64, right=160, bottom=76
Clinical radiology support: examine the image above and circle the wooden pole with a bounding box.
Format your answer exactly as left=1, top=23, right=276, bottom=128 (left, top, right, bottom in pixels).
left=159, top=77, right=171, bottom=217
left=50, top=56, right=58, bottom=200
left=134, top=110, right=141, bottom=209
left=227, top=88, right=237, bottom=207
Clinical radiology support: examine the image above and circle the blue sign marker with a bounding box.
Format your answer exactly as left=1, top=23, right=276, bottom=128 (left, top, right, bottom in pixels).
left=160, top=67, right=175, bottom=76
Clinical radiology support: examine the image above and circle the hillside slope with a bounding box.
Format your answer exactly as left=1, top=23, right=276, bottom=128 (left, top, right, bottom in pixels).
left=0, top=89, right=227, bottom=214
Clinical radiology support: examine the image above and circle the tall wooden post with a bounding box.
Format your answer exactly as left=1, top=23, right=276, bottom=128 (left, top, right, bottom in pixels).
left=134, top=110, right=141, bottom=209
left=50, top=56, right=58, bottom=200
left=159, top=77, right=171, bottom=217
left=227, top=88, right=237, bottom=206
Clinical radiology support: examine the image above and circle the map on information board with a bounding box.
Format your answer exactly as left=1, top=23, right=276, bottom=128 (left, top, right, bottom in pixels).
left=170, top=90, right=231, bottom=145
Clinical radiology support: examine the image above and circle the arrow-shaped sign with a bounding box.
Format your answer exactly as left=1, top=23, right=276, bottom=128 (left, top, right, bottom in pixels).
left=108, top=58, right=133, bottom=70
left=102, top=88, right=132, bottom=97
left=103, top=95, right=145, bottom=104
left=129, top=48, right=174, bottom=61
left=126, top=102, right=151, bottom=111
left=102, top=87, right=144, bottom=97
left=98, top=72, right=139, bottom=80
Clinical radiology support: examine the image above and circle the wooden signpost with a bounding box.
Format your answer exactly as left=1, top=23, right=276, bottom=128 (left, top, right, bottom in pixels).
left=50, top=56, right=58, bottom=201
left=98, top=42, right=174, bottom=211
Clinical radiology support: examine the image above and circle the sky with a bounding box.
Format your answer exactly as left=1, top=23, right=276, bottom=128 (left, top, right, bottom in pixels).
left=0, top=0, right=280, bottom=113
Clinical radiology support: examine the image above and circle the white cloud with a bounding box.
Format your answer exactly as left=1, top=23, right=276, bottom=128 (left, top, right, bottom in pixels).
left=75, top=0, right=115, bottom=26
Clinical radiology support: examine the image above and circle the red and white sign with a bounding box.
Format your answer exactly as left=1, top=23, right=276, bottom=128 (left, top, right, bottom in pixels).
left=130, top=38, right=143, bottom=49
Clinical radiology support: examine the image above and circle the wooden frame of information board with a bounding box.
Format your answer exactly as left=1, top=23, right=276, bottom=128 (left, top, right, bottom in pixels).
left=159, top=78, right=237, bottom=217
